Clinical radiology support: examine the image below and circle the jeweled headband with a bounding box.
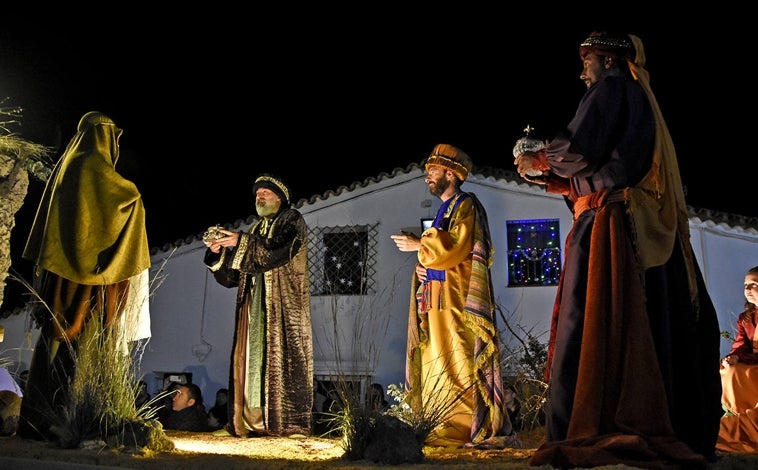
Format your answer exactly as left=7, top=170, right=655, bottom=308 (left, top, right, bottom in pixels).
left=580, top=35, right=632, bottom=50
left=579, top=32, right=636, bottom=61
left=425, top=154, right=470, bottom=181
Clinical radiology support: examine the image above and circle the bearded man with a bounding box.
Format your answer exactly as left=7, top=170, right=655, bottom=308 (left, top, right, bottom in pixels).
left=203, top=174, right=312, bottom=437
left=515, top=32, right=722, bottom=468
left=391, top=144, right=515, bottom=449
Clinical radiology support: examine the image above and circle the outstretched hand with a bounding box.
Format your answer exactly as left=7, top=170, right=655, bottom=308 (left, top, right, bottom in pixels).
left=203, top=229, right=239, bottom=253
left=514, top=151, right=550, bottom=185
left=391, top=233, right=421, bottom=252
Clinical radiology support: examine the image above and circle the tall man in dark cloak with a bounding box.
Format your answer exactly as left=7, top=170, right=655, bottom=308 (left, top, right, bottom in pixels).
left=203, top=174, right=313, bottom=437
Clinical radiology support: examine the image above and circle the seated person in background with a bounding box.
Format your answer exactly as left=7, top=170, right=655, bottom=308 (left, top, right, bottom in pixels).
left=207, top=388, right=228, bottom=430
left=161, top=383, right=210, bottom=432
left=504, top=385, right=522, bottom=432
left=155, top=382, right=180, bottom=424
left=717, top=266, right=758, bottom=453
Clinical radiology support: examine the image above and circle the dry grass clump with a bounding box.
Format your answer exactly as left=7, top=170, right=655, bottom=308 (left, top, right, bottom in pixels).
left=11, top=269, right=173, bottom=454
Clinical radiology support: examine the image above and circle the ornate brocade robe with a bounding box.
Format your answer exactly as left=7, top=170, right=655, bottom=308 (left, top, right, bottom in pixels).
left=205, top=207, right=313, bottom=437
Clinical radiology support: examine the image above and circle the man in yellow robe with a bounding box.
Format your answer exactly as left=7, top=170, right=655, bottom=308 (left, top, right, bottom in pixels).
left=391, top=144, right=514, bottom=448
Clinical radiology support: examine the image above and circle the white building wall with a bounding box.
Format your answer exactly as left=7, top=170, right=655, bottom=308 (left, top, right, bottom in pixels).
left=142, top=244, right=236, bottom=398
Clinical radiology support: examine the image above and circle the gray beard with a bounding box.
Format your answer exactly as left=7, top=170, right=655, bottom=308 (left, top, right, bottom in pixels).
left=256, top=203, right=277, bottom=217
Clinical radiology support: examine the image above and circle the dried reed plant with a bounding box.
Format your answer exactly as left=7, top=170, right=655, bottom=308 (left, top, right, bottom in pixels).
left=8, top=264, right=175, bottom=452
left=384, top=352, right=475, bottom=446
left=0, top=104, right=54, bottom=183
left=314, top=271, right=471, bottom=458
left=311, top=251, right=396, bottom=459
left=497, top=303, right=548, bottom=431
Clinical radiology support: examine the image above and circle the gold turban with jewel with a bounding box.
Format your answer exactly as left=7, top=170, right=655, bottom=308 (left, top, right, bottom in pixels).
left=425, top=144, right=473, bottom=181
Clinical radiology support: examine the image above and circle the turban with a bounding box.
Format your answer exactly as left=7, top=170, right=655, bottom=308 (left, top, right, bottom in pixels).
left=579, top=31, right=635, bottom=61
left=425, top=143, right=473, bottom=181
left=253, top=174, right=290, bottom=205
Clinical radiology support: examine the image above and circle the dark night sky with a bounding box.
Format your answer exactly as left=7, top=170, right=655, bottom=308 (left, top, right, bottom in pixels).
left=1, top=10, right=754, bottom=253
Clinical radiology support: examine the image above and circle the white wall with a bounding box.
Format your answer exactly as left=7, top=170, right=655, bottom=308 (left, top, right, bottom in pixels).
left=141, top=244, right=236, bottom=399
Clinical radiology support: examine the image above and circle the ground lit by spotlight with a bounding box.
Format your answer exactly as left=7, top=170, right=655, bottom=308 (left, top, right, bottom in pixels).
left=168, top=432, right=345, bottom=462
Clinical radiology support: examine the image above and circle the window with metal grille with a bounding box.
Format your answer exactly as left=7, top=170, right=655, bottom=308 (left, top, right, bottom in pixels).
left=506, top=219, right=561, bottom=286
left=308, top=224, right=378, bottom=295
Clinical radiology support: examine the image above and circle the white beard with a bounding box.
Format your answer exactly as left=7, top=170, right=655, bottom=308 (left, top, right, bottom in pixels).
left=256, top=200, right=279, bottom=217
